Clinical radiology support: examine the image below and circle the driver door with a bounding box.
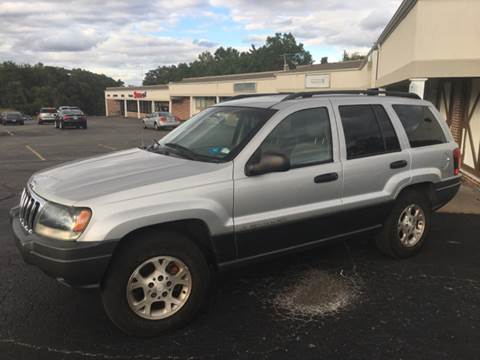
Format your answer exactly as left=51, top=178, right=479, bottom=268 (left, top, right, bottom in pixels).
left=233, top=101, right=343, bottom=259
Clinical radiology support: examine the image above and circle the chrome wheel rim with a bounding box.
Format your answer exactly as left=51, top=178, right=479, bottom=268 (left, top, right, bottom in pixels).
left=397, top=204, right=426, bottom=247
left=126, top=256, right=192, bottom=320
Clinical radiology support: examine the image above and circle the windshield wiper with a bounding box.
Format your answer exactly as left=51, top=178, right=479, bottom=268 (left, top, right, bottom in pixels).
left=164, top=143, right=197, bottom=160
left=164, top=143, right=222, bottom=163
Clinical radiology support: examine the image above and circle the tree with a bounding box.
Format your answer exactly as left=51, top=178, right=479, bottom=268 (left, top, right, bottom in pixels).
left=0, top=62, right=123, bottom=115
left=143, top=33, right=314, bottom=85
left=342, top=50, right=366, bottom=61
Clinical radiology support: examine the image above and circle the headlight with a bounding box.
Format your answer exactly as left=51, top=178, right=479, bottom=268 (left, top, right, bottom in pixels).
left=34, top=202, right=92, bottom=241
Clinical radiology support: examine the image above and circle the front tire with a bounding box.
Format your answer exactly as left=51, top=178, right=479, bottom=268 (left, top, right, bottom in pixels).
left=376, top=190, right=431, bottom=258
left=101, top=231, right=211, bottom=337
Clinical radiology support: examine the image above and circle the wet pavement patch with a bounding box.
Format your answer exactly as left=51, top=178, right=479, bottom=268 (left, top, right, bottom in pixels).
left=271, top=269, right=363, bottom=321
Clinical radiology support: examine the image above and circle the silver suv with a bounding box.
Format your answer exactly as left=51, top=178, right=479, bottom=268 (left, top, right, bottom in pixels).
left=10, top=91, right=461, bottom=336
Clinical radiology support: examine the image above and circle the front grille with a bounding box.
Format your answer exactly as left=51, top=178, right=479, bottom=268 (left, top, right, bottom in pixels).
left=19, top=189, right=42, bottom=233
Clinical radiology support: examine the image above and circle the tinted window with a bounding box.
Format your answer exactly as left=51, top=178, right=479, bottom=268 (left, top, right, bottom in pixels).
left=393, top=105, right=446, bottom=147
left=339, top=105, right=386, bottom=159
left=372, top=105, right=401, bottom=152
left=258, top=108, right=333, bottom=168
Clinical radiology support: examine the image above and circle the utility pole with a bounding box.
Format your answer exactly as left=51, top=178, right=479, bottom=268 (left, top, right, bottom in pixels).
left=281, top=53, right=301, bottom=71
left=281, top=53, right=291, bottom=71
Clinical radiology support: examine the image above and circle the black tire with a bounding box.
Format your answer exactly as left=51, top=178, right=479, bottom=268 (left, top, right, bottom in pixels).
left=101, top=231, right=211, bottom=337
left=20, top=121, right=24, bottom=125
left=375, top=190, right=431, bottom=258
left=38, top=121, right=43, bottom=125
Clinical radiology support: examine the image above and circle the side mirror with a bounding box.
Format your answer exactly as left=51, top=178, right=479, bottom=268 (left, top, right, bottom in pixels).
left=245, top=152, right=290, bottom=176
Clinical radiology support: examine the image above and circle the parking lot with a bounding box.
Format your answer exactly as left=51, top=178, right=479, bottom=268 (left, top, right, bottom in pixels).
left=1, top=116, right=480, bottom=359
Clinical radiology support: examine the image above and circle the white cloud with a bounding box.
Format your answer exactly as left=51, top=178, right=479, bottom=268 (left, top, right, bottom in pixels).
left=217, top=0, right=402, bottom=49
left=0, top=0, right=402, bottom=84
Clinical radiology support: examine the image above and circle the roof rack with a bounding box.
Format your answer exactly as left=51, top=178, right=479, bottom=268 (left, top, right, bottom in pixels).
left=227, top=93, right=292, bottom=101
left=281, top=90, right=420, bottom=101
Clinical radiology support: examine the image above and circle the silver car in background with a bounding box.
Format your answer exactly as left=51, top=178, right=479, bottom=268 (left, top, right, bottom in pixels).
left=142, top=112, right=180, bottom=130
left=38, top=107, right=57, bottom=124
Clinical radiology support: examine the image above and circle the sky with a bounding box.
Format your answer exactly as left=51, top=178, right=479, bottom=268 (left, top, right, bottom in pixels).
left=0, top=0, right=402, bottom=85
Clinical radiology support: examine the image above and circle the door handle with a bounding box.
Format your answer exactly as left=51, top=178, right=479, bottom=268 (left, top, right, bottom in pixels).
left=314, top=172, right=339, bottom=184
left=390, top=160, right=408, bottom=169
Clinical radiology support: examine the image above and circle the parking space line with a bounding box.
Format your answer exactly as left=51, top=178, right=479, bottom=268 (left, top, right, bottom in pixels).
left=6, top=130, right=14, bottom=136
left=25, top=145, right=46, bottom=161
left=98, top=144, right=116, bottom=151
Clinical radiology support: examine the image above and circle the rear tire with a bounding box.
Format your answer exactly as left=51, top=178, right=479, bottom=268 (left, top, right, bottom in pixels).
left=101, top=231, right=211, bottom=337
left=376, top=190, right=431, bottom=258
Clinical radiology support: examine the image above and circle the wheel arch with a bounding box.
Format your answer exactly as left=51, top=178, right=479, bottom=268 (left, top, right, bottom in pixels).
left=110, top=219, right=218, bottom=269
left=395, top=181, right=436, bottom=206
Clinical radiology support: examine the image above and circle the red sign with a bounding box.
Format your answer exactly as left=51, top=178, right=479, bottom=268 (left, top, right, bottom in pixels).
left=132, top=91, right=147, bottom=98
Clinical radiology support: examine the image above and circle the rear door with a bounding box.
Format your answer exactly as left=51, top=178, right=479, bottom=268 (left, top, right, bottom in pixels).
left=331, top=99, right=411, bottom=227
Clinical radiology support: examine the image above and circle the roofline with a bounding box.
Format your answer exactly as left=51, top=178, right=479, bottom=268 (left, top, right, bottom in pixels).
left=360, top=0, right=417, bottom=69
left=106, top=84, right=169, bottom=91
left=177, top=70, right=277, bottom=84
left=377, top=0, right=417, bottom=46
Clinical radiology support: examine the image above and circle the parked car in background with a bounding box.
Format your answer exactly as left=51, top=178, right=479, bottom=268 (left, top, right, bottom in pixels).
left=38, top=108, right=57, bottom=124
left=142, top=112, right=180, bottom=130
left=21, top=114, right=32, bottom=122
left=55, top=108, right=87, bottom=129
left=1, top=111, right=24, bottom=125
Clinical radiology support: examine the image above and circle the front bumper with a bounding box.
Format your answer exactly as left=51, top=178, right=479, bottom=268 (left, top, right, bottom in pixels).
left=10, top=207, right=118, bottom=288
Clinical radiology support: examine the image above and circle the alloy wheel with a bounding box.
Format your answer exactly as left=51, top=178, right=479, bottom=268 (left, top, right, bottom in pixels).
left=126, top=256, right=192, bottom=320
left=397, top=204, right=426, bottom=247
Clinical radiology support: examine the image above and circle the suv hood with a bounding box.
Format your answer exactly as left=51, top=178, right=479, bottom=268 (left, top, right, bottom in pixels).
left=29, top=148, right=229, bottom=204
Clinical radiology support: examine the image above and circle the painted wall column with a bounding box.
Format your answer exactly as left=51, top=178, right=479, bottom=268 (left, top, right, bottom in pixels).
left=105, top=98, right=109, bottom=116
left=124, top=100, right=128, bottom=118
left=216, top=96, right=220, bottom=104
left=152, top=100, right=155, bottom=113
left=189, top=96, right=193, bottom=118
left=409, top=78, right=428, bottom=99
left=168, top=99, right=172, bottom=113
left=137, top=99, right=140, bottom=119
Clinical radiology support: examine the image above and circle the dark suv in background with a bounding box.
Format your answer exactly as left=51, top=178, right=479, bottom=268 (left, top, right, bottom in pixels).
left=55, top=108, right=87, bottom=129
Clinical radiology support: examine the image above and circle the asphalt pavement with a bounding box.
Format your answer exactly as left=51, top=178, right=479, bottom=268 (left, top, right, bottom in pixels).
left=1, top=117, right=479, bottom=359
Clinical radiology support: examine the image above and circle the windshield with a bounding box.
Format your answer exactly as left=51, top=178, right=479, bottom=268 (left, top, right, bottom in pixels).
left=150, top=106, right=276, bottom=162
